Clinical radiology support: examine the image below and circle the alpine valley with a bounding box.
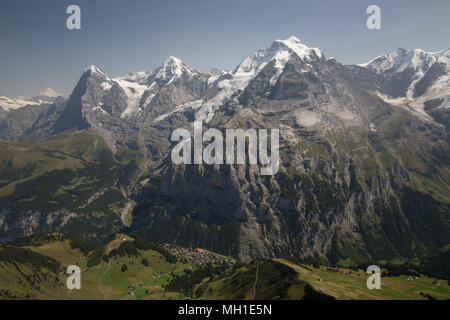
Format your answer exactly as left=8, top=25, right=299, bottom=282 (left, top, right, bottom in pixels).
left=0, top=36, right=449, bottom=274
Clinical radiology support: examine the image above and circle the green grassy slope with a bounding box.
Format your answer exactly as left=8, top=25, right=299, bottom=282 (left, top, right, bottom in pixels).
left=196, top=259, right=334, bottom=300
left=276, top=258, right=450, bottom=300
left=0, top=129, right=143, bottom=242
left=0, top=233, right=201, bottom=300
left=0, top=233, right=448, bottom=300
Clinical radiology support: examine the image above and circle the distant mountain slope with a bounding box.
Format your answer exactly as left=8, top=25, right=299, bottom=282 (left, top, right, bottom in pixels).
left=0, top=36, right=448, bottom=266
left=0, top=130, right=141, bottom=243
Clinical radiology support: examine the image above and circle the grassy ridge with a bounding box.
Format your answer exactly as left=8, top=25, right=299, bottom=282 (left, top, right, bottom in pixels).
left=276, top=258, right=450, bottom=300
left=196, top=259, right=334, bottom=300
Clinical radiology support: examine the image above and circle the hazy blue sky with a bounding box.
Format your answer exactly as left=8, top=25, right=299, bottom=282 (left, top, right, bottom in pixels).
left=1, top=0, right=449, bottom=97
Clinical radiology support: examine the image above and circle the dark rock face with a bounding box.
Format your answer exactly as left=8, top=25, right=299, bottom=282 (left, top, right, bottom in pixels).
left=52, top=75, right=91, bottom=134
left=414, top=63, right=447, bottom=98
left=0, top=39, right=448, bottom=264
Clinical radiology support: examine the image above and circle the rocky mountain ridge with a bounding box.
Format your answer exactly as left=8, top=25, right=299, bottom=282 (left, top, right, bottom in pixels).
left=0, top=36, right=448, bottom=264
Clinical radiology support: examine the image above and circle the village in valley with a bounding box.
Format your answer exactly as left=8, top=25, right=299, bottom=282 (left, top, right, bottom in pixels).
left=161, top=243, right=235, bottom=266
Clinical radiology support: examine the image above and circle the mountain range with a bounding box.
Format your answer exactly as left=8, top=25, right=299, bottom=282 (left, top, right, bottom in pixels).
left=0, top=36, right=448, bottom=265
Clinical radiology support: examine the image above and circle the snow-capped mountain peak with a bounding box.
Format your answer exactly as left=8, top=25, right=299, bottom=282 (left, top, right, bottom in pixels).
left=152, top=56, right=195, bottom=83
left=358, top=46, right=449, bottom=99
left=359, top=48, right=443, bottom=74
left=190, top=36, right=327, bottom=122
left=84, top=65, right=107, bottom=76
left=226, top=35, right=321, bottom=97
left=357, top=46, right=450, bottom=114
left=272, top=36, right=323, bottom=60
left=234, top=36, right=321, bottom=75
